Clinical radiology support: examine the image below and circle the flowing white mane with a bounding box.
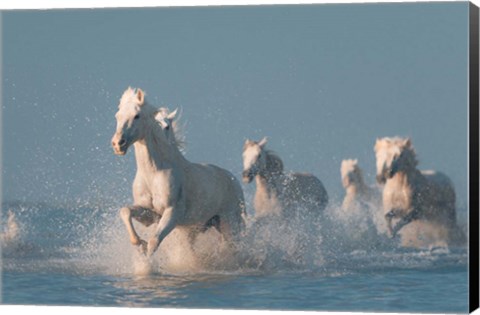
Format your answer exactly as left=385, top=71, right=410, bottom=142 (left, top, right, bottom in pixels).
left=375, top=137, right=416, bottom=155
left=119, top=87, right=144, bottom=110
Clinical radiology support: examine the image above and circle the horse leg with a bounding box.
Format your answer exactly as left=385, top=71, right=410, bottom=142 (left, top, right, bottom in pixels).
left=385, top=211, right=395, bottom=237
left=120, top=206, right=160, bottom=247
left=147, top=207, right=178, bottom=257
left=218, top=211, right=244, bottom=244
left=391, top=209, right=418, bottom=237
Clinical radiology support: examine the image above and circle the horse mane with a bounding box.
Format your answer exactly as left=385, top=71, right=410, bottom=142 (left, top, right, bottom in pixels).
left=375, top=136, right=418, bottom=167
left=392, top=138, right=418, bottom=167
left=119, top=87, right=140, bottom=108
left=399, top=144, right=418, bottom=167
left=265, top=150, right=284, bottom=174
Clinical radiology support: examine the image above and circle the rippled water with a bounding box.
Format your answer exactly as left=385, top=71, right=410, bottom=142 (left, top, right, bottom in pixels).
left=0, top=201, right=469, bottom=313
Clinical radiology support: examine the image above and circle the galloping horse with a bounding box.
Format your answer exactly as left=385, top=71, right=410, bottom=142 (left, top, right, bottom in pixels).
left=111, top=87, right=246, bottom=257
left=340, top=159, right=376, bottom=211
left=242, top=137, right=328, bottom=218
left=0, top=210, right=19, bottom=243
left=374, top=137, right=463, bottom=246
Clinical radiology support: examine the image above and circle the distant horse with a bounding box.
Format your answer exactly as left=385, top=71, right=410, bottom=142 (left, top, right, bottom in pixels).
left=340, top=159, right=376, bottom=211
left=242, top=137, right=328, bottom=218
left=1, top=210, right=19, bottom=243
left=112, top=87, right=246, bottom=257
left=374, top=137, right=463, bottom=247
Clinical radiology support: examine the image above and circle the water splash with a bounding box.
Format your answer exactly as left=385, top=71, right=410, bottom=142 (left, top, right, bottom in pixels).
left=1, top=197, right=468, bottom=278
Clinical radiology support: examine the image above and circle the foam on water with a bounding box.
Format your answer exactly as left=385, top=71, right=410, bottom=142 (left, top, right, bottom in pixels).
left=0, top=195, right=468, bottom=278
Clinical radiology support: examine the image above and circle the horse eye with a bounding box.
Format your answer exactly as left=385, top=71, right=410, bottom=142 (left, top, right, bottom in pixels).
left=134, top=114, right=140, bottom=120
left=165, top=125, right=170, bottom=130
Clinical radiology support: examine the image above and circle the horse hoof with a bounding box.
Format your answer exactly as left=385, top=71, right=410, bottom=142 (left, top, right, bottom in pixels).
left=130, top=238, right=141, bottom=246
left=388, top=231, right=398, bottom=239
left=135, top=240, right=148, bottom=256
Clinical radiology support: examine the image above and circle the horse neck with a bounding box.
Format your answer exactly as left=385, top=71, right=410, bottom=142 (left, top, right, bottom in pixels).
left=344, top=184, right=360, bottom=197
left=133, top=118, right=187, bottom=176
left=349, top=175, right=369, bottom=195
left=388, top=166, right=421, bottom=188
left=255, top=169, right=283, bottom=197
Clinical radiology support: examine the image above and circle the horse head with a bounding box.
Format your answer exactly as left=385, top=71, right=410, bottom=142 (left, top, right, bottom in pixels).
left=111, top=87, right=151, bottom=155
left=155, top=107, right=180, bottom=144
left=242, top=137, right=268, bottom=183
left=374, top=137, right=415, bottom=184
left=341, top=159, right=361, bottom=188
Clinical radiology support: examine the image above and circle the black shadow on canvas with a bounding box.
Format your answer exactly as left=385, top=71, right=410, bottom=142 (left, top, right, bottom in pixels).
left=469, top=2, right=479, bottom=313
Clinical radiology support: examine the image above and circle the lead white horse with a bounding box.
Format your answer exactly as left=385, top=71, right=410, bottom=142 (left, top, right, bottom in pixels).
left=242, top=137, right=328, bottom=218
left=112, top=87, right=246, bottom=257
left=374, top=137, right=464, bottom=247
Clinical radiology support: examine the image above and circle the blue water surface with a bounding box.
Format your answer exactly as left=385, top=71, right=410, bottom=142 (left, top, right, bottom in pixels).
left=0, top=202, right=469, bottom=313
left=1, top=267, right=468, bottom=313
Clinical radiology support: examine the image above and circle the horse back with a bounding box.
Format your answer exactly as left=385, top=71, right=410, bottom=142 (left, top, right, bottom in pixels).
left=421, top=170, right=454, bottom=188
left=421, top=170, right=455, bottom=202
left=184, top=163, right=244, bottom=212
left=285, top=172, right=329, bottom=210
left=418, top=170, right=456, bottom=224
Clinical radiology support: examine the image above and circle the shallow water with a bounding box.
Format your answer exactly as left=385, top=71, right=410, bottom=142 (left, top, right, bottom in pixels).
left=0, top=201, right=469, bottom=313
left=2, top=267, right=468, bottom=312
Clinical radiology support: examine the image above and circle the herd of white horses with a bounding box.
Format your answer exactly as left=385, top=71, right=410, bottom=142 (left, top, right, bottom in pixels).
left=111, top=87, right=465, bottom=258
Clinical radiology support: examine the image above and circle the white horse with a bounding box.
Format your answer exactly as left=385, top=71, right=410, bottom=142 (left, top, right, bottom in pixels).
left=1, top=210, right=19, bottom=243
left=242, top=137, right=328, bottom=218
left=374, top=137, right=464, bottom=247
left=340, top=159, right=376, bottom=211
left=112, top=87, right=246, bottom=257
left=337, top=159, right=385, bottom=238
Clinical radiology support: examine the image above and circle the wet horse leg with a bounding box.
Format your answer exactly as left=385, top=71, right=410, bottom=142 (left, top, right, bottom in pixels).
left=120, top=205, right=160, bottom=247
left=385, top=211, right=395, bottom=237
left=147, top=207, right=178, bottom=257
left=391, top=209, right=418, bottom=237
left=219, top=210, right=245, bottom=245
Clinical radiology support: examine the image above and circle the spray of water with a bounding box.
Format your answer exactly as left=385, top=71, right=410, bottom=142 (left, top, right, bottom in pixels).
left=1, top=192, right=468, bottom=278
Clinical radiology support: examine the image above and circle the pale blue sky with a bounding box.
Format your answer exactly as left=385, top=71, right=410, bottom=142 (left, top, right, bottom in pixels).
left=2, top=3, right=469, bottom=209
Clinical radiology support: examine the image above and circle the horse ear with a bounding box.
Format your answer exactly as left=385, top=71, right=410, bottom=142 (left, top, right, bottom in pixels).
left=353, top=159, right=358, bottom=164
left=258, top=137, right=268, bottom=148
left=167, top=108, right=178, bottom=120
left=404, top=138, right=412, bottom=148
left=136, top=88, right=145, bottom=106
